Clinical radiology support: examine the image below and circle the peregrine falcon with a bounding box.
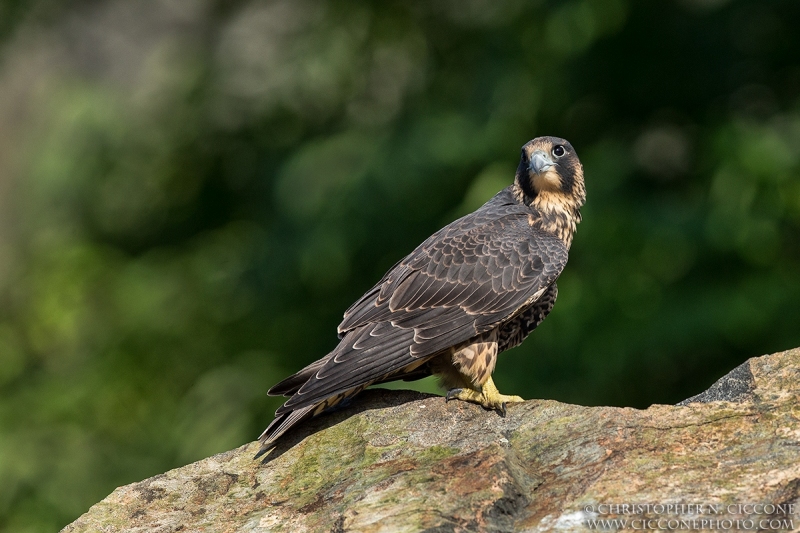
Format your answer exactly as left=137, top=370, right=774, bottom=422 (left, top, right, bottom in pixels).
left=257, top=136, right=585, bottom=455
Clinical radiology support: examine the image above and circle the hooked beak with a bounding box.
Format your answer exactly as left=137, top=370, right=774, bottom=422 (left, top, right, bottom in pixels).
left=530, top=150, right=555, bottom=175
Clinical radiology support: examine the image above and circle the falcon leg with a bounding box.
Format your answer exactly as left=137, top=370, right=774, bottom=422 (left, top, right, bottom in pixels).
left=445, top=376, right=524, bottom=417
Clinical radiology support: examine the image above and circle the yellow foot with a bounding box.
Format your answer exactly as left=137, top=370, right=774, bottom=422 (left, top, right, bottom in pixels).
left=445, top=377, right=524, bottom=417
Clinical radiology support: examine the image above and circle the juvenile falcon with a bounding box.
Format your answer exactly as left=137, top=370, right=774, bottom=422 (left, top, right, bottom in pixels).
left=257, top=136, right=586, bottom=455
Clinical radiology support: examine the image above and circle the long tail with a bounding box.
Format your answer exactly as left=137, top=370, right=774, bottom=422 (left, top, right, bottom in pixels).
left=255, top=405, right=316, bottom=458
left=256, top=382, right=371, bottom=457
left=255, top=359, right=329, bottom=457
left=255, top=366, right=434, bottom=458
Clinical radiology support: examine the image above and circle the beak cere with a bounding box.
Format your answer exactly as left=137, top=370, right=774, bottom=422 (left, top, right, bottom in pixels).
left=530, top=151, right=555, bottom=175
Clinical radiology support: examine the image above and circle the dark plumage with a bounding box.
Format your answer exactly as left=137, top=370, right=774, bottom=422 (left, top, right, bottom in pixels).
left=257, top=136, right=586, bottom=456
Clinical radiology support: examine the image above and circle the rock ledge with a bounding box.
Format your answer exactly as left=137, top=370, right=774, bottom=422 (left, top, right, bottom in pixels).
left=63, top=348, right=800, bottom=532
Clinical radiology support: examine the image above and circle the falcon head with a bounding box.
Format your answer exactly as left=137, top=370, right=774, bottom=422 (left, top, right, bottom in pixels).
left=514, top=136, right=586, bottom=209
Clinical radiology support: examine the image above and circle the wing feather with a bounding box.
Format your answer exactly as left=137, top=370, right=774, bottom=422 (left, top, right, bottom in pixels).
left=260, top=187, right=571, bottom=450
left=276, top=327, right=416, bottom=414
left=291, top=213, right=567, bottom=403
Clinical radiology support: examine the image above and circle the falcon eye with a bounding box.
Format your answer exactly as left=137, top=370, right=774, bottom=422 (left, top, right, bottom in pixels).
left=552, top=145, right=565, bottom=158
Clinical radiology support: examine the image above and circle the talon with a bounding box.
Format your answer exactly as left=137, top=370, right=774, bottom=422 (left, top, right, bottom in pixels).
left=443, top=377, right=524, bottom=415
left=446, top=388, right=463, bottom=402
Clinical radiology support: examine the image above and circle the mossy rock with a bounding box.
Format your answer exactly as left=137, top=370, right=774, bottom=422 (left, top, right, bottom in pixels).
left=63, top=348, right=800, bottom=532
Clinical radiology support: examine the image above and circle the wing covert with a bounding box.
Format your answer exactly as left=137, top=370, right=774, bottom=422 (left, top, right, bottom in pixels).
left=340, top=214, right=568, bottom=339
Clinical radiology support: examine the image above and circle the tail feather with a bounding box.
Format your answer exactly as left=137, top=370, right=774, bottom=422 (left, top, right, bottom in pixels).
left=255, top=405, right=316, bottom=457
left=257, top=350, right=435, bottom=457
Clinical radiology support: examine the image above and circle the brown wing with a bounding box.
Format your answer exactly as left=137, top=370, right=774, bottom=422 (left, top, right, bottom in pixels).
left=259, top=189, right=568, bottom=448
left=336, top=217, right=568, bottom=356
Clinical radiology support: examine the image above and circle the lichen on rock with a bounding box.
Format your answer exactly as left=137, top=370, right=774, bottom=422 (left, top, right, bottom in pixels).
left=62, top=348, right=800, bottom=532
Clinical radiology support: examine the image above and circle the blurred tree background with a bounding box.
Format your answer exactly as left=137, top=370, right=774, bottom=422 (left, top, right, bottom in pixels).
left=1, top=0, right=799, bottom=530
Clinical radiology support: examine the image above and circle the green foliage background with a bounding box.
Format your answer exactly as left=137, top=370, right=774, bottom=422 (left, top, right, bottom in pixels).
left=0, top=0, right=799, bottom=529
